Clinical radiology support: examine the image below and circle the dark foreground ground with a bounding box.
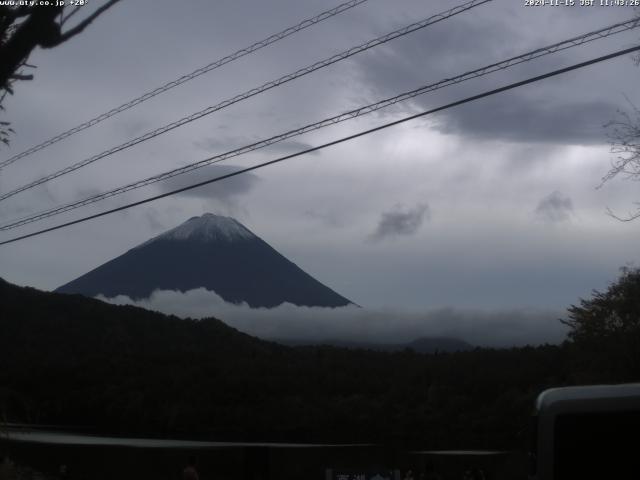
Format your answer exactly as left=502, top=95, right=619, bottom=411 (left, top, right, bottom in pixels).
left=0, top=435, right=527, bottom=480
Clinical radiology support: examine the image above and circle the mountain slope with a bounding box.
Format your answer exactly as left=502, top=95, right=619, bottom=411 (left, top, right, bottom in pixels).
left=55, top=213, right=352, bottom=308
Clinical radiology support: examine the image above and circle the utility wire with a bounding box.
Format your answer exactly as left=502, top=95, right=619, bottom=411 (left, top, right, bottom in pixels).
left=0, top=0, right=491, bottom=202
left=0, top=0, right=370, bottom=169
left=1, top=44, right=638, bottom=247
left=1, top=18, right=637, bottom=231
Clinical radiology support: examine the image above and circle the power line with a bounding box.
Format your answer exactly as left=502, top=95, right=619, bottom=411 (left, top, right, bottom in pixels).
left=2, top=19, right=637, bottom=231
left=1, top=44, right=638, bottom=247
left=0, top=0, right=491, bottom=203
left=0, top=0, right=370, bottom=169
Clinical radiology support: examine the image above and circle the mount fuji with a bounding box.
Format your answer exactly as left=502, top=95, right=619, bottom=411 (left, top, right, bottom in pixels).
left=55, top=213, right=352, bottom=308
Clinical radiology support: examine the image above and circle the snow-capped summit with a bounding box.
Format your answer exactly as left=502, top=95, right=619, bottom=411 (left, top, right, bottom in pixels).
left=149, top=213, right=255, bottom=244
left=56, top=214, right=352, bottom=308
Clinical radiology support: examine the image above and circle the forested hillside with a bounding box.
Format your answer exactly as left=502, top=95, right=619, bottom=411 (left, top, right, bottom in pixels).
left=1, top=274, right=637, bottom=449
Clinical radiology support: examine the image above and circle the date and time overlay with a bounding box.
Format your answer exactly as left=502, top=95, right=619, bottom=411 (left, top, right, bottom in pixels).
left=1, top=0, right=637, bottom=8
left=3, top=0, right=638, bottom=7
left=525, top=0, right=639, bottom=6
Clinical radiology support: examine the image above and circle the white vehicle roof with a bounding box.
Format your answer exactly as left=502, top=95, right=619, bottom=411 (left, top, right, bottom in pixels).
left=536, top=383, right=640, bottom=415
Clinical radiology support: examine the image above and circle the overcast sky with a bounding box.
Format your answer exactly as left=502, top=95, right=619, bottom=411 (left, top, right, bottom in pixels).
left=1, top=0, right=639, bottom=344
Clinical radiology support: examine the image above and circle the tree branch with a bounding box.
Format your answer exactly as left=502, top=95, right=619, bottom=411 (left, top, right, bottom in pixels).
left=9, top=73, right=33, bottom=81
left=59, top=5, right=83, bottom=28
left=606, top=205, right=640, bottom=222
left=54, top=0, right=120, bottom=45
left=0, top=6, right=37, bottom=21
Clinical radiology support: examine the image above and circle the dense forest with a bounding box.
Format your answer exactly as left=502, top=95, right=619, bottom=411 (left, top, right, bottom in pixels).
left=1, top=270, right=638, bottom=450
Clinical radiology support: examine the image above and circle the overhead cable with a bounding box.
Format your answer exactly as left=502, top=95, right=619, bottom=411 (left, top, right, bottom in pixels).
left=0, top=0, right=371, bottom=169
left=0, top=0, right=491, bottom=202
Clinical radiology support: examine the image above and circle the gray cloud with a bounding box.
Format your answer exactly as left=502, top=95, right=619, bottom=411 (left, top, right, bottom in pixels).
left=304, top=209, right=346, bottom=228
left=74, top=187, right=103, bottom=201
left=195, top=135, right=317, bottom=156
left=535, top=191, right=574, bottom=223
left=354, top=14, right=518, bottom=101
left=143, top=208, right=168, bottom=232
left=431, top=96, right=615, bottom=145
left=370, top=203, right=430, bottom=241
left=0, top=182, right=58, bottom=219
left=113, top=117, right=152, bottom=138
left=193, top=135, right=248, bottom=153
left=352, top=6, right=629, bottom=145
left=264, top=140, right=318, bottom=156
left=98, top=288, right=568, bottom=348
left=157, top=164, right=259, bottom=201
left=357, top=37, right=619, bottom=144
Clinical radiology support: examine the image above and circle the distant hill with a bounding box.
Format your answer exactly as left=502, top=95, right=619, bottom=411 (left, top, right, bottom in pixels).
left=1, top=275, right=276, bottom=361
left=0, top=277, right=291, bottom=437
left=277, top=337, right=473, bottom=353
left=55, top=213, right=352, bottom=308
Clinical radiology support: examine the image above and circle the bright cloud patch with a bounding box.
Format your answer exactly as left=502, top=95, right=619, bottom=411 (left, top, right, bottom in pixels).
left=98, top=288, right=568, bottom=347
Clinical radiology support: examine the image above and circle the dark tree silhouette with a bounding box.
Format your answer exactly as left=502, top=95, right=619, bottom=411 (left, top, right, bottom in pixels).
left=0, top=1, right=120, bottom=145
left=602, top=102, right=640, bottom=221
left=601, top=10, right=640, bottom=221
left=562, top=267, right=640, bottom=380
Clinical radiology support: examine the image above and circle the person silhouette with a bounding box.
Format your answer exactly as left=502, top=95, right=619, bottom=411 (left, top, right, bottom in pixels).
left=182, top=455, right=199, bottom=480
left=424, top=460, right=442, bottom=480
